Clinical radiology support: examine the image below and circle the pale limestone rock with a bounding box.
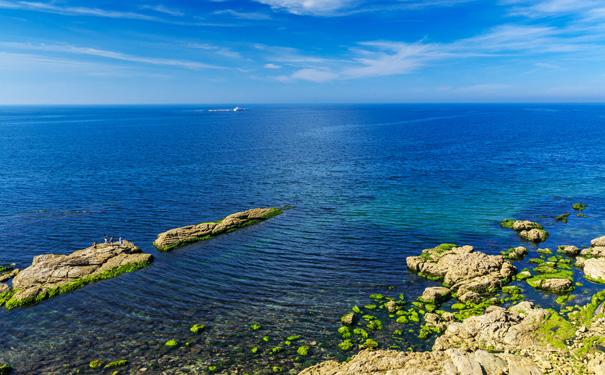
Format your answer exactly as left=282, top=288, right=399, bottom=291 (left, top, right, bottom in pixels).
left=420, top=287, right=451, bottom=304
left=153, top=207, right=282, bottom=251
left=591, top=236, right=605, bottom=247
left=0, top=269, right=19, bottom=283
left=7, top=241, right=152, bottom=308
left=584, top=258, right=605, bottom=282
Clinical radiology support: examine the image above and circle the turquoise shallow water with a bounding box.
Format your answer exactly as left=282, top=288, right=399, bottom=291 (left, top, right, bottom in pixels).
left=1, top=104, right=605, bottom=373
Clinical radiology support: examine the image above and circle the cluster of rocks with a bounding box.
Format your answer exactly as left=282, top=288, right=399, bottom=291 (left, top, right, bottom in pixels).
left=501, top=220, right=549, bottom=243
left=575, top=236, right=605, bottom=283
left=153, top=207, right=283, bottom=252
left=0, top=241, right=153, bottom=310
left=407, top=244, right=517, bottom=303
left=303, top=300, right=605, bottom=374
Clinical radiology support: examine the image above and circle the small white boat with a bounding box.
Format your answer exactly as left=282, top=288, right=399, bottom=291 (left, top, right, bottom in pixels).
left=233, top=107, right=246, bottom=111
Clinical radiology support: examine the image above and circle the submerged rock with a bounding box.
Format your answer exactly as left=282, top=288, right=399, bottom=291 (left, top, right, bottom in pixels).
left=5, top=241, right=153, bottom=310
left=501, top=219, right=549, bottom=243
left=153, top=207, right=283, bottom=252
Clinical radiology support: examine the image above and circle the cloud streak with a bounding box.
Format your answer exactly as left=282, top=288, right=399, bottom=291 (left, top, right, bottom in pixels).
left=1, top=42, right=223, bottom=70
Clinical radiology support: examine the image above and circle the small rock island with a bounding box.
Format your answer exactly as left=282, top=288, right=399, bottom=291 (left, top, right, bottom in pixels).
left=153, top=207, right=283, bottom=252
left=0, top=241, right=153, bottom=310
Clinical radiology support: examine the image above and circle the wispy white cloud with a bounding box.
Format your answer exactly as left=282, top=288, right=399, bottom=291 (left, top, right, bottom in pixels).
left=264, top=63, right=282, bottom=69
left=1, top=42, right=223, bottom=69
left=0, top=1, right=157, bottom=20
left=270, top=21, right=605, bottom=82
left=213, top=9, right=271, bottom=20
left=186, top=43, right=242, bottom=58
left=140, top=4, right=184, bottom=17
left=253, top=0, right=357, bottom=15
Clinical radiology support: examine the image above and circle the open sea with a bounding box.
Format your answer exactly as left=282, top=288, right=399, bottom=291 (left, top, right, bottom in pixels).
left=1, top=104, right=605, bottom=374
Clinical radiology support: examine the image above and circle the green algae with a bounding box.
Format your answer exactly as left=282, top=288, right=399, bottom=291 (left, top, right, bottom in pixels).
left=104, top=360, right=127, bottom=369
left=296, top=346, right=309, bottom=356
left=165, top=340, right=178, bottom=347
left=500, top=219, right=516, bottom=229
left=338, top=326, right=351, bottom=338
left=251, top=347, right=258, bottom=353
left=338, top=340, right=354, bottom=351
left=341, top=313, right=356, bottom=326
left=572, top=203, right=587, bottom=211
left=286, top=335, right=300, bottom=341
left=89, top=360, right=103, bottom=368
left=351, top=305, right=362, bottom=314
left=364, top=304, right=377, bottom=310
left=533, top=309, right=575, bottom=350
left=5, top=259, right=153, bottom=310
left=250, top=324, right=262, bottom=330
left=502, top=286, right=521, bottom=295
left=353, top=328, right=368, bottom=338
left=209, top=366, right=218, bottom=372
left=263, top=336, right=270, bottom=342
left=555, top=213, right=571, bottom=223
left=271, top=347, right=284, bottom=354
left=272, top=366, right=284, bottom=372
left=537, top=248, right=553, bottom=255
left=437, top=243, right=456, bottom=253
left=367, top=319, right=383, bottom=331
left=369, top=294, right=384, bottom=301
left=190, top=324, right=206, bottom=333
left=360, top=339, right=378, bottom=350
left=154, top=207, right=284, bottom=252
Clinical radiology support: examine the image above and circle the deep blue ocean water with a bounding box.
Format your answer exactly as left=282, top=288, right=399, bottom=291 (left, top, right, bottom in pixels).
left=1, top=104, right=605, bottom=374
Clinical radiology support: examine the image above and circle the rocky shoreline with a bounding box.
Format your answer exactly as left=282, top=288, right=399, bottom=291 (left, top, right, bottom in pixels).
left=153, top=207, right=283, bottom=252
left=303, top=209, right=605, bottom=375
left=0, top=241, right=153, bottom=310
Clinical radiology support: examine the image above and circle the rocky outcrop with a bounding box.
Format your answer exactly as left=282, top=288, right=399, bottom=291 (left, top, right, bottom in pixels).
left=4, top=241, right=153, bottom=310
left=584, top=258, right=605, bottom=283
left=0, top=269, right=19, bottom=283
left=500, top=219, right=549, bottom=243
left=299, top=348, right=551, bottom=375
left=153, top=207, right=283, bottom=252
left=406, top=245, right=516, bottom=294
left=433, top=302, right=548, bottom=352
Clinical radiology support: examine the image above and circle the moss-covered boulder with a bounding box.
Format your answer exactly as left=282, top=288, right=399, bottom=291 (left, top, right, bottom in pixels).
left=519, top=228, right=549, bottom=243
left=500, top=220, right=549, bottom=243
left=5, top=241, right=153, bottom=310
left=153, top=207, right=283, bottom=251
left=557, top=245, right=580, bottom=256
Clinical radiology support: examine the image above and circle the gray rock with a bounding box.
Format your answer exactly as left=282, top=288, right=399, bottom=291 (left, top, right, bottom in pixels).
left=420, top=287, right=451, bottom=304
left=447, top=349, right=484, bottom=375
left=538, top=278, right=573, bottom=292
left=459, top=291, right=483, bottom=304
left=0, top=283, right=10, bottom=295
left=153, top=207, right=282, bottom=251
left=0, top=269, right=19, bottom=283
left=557, top=245, right=580, bottom=256
left=592, top=236, right=605, bottom=247
left=519, top=228, right=549, bottom=243
left=385, top=300, right=398, bottom=313
left=584, top=258, right=605, bottom=282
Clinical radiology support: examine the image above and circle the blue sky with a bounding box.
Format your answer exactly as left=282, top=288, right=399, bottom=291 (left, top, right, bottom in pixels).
left=1, top=0, right=605, bottom=103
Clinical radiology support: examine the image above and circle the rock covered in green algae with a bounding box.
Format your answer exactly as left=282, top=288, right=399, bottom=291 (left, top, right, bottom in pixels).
left=153, top=207, right=283, bottom=252
left=5, top=241, right=153, bottom=310
left=190, top=324, right=206, bottom=333
left=0, top=365, right=12, bottom=375
left=341, top=312, right=356, bottom=327
left=558, top=245, right=581, bottom=256
left=89, top=360, right=103, bottom=368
